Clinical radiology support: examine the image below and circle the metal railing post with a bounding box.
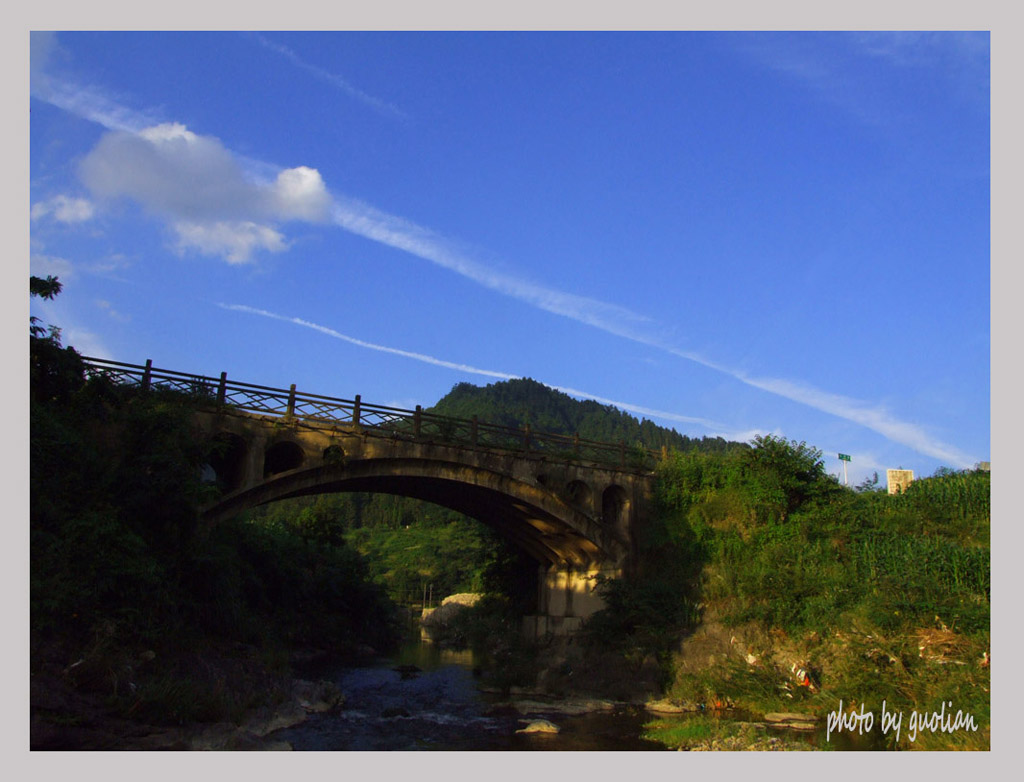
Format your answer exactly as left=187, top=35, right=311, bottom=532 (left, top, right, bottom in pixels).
left=414, top=405, right=422, bottom=438
left=352, top=395, right=362, bottom=427
left=141, top=359, right=153, bottom=391
left=217, top=372, right=227, bottom=404
left=287, top=384, right=296, bottom=417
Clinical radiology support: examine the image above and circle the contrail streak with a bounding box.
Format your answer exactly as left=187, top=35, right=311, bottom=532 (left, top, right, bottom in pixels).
left=330, top=198, right=654, bottom=337
left=326, top=198, right=976, bottom=465
left=248, top=33, right=408, bottom=120
left=220, top=303, right=727, bottom=432
left=33, top=44, right=973, bottom=465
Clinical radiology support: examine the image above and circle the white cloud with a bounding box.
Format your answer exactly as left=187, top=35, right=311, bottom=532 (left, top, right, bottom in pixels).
left=81, top=123, right=257, bottom=220
left=173, top=221, right=288, bottom=265
left=63, top=327, right=112, bottom=361
left=30, top=253, right=75, bottom=281
left=95, top=300, right=130, bottom=323
left=77, top=122, right=331, bottom=263
left=34, top=73, right=162, bottom=134
left=852, top=31, right=988, bottom=71
left=30, top=32, right=58, bottom=89
left=88, top=253, right=133, bottom=276
left=737, top=32, right=988, bottom=128
left=31, top=195, right=95, bottom=223
left=715, top=427, right=775, bottom=445
left=271, top=166, right=332, bottom=222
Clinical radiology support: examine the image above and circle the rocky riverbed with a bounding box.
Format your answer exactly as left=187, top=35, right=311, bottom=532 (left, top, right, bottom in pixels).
left=31, top=639, right=826, bottom=751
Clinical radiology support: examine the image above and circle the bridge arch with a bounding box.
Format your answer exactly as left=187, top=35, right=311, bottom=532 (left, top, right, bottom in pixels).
left=602, top=484, right=630, bottom=534
left=207, top=432, right=248, bottom=493
left=263, top=439, right=304, bottom=477
left=192, top=408, right=652, bottom=634
left=564, top=479, right=594, bottom=514
left=206, top=456, right=626, bottom=569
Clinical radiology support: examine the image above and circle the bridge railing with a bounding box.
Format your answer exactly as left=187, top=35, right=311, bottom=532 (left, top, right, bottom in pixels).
left=80, top=357, right=660, bottom=470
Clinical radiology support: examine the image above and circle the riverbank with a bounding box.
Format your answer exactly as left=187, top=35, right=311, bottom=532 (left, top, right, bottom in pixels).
left=29, top=638, right=360, bottom=751
left=30, top=636, right=837, bottom=751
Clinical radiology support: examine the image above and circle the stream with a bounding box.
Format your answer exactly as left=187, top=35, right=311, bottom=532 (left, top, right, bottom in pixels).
left=268, top=640, right=667, bottom=751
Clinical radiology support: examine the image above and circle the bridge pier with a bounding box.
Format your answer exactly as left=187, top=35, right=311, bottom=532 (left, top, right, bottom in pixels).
left=522, top=562, right=620, bottom=639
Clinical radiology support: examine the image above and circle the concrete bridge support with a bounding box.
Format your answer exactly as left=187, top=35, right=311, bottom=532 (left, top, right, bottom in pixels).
left=522, top=563, right=621, bottom=638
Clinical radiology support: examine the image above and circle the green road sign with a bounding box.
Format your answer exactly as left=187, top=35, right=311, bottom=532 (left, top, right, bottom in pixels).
left=838, top=453, right=851, bottom=461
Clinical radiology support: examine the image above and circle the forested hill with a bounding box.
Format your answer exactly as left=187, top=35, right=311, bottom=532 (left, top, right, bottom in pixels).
left=429, top=378, right=744, bottom=454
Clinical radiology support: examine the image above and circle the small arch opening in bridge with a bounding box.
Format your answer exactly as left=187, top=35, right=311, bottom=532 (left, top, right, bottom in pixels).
left=263, top=440, right=304, bottom=478
left=602, top=484, right=629, bottom=529
left=206, top=432, right=247, bottom=493
left=323, top=444, right=346, bottom=466
left=564, top=480, right=592, bottom=511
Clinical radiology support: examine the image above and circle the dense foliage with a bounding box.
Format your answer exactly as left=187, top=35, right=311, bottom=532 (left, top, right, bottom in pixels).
left=31, top=355, right=400, bottom=655
left=30, top=280, right=401, bottom=730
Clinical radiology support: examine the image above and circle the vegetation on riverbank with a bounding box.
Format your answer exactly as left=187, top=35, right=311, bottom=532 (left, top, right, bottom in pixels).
left=598, top=441, right=991, bottom=751
left=641, top=714, right=817, bottom=751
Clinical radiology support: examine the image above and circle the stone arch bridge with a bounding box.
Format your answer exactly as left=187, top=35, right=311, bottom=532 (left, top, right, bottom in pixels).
left=83, top=358, right=662, bottom=637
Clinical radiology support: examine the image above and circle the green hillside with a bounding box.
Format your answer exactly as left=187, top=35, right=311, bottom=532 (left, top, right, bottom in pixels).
left=430, top=377, right=743, bottom=454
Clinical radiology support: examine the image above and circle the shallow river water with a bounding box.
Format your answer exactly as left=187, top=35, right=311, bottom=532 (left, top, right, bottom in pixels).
left=268, top=641, right=666, bottom=751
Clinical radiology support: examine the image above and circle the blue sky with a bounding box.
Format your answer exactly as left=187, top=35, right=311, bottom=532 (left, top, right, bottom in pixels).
left=29, top=31, right=990, bottom=486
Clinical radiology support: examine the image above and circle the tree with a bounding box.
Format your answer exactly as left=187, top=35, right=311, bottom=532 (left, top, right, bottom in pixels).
left=855, top=471, right=882, bottom=492
left=30, top=275, right=64, bottom=339
left=30, top=276, right=85, bottom=403
left=31, top=274, right=63, bottom=300
left=736, top=434, right=837, bottom=523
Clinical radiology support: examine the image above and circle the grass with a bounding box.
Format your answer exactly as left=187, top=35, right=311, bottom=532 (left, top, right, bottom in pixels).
left=642, top=714, right=814, bottom=751
left=651, top=462, right=990, bottom=751
left=643, top=714, right=717, bottom=745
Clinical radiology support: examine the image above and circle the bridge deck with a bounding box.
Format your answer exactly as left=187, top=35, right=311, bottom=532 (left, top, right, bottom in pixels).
left=81, top=357, right=662, bottom=471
